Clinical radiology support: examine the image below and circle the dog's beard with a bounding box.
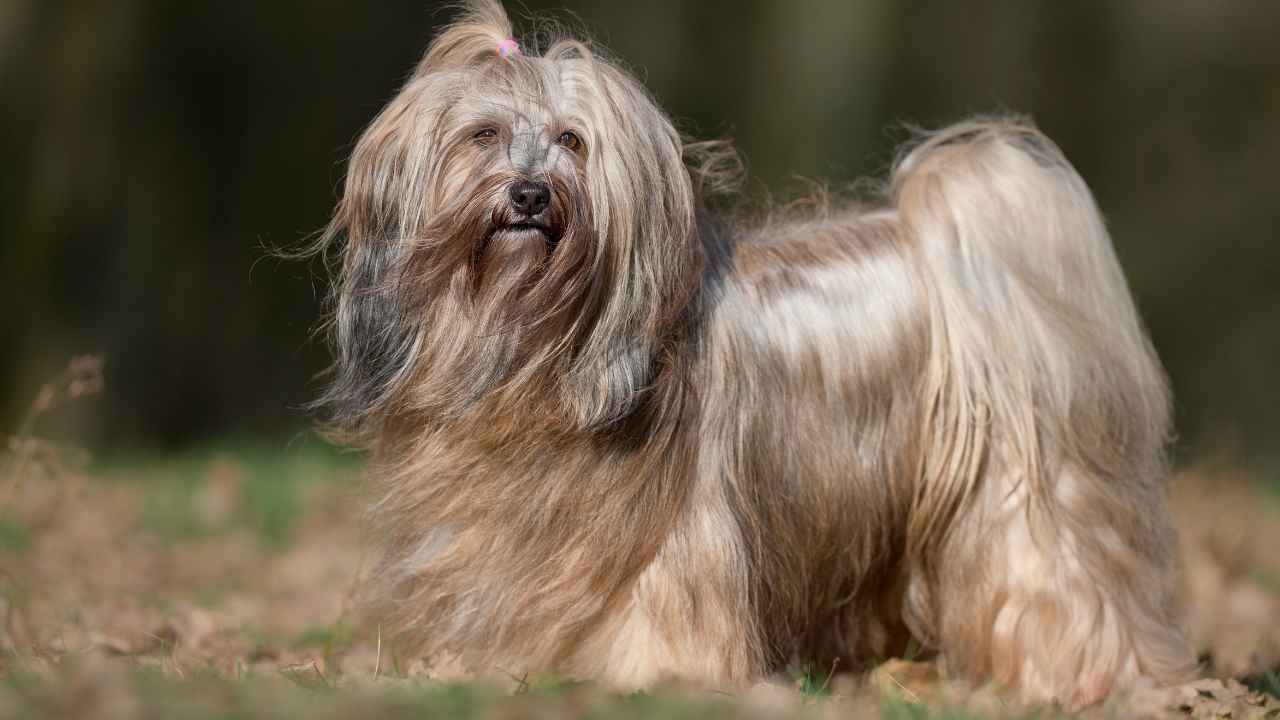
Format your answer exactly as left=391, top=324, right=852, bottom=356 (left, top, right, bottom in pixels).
left=400, top=173, right=599, bottom=418
left=474, top=219, right=557, bottom=303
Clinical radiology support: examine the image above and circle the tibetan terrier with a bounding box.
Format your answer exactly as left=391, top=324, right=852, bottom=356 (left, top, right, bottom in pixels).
left=311, top=0, right=1195, bottom=708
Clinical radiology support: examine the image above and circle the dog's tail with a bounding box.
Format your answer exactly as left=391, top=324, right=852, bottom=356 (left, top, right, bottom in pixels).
left=890, top=118, right=1172, bottom=558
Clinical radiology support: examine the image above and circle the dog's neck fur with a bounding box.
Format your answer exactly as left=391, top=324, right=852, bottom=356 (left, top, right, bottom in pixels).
left=366, top=200, right=922, bottom=679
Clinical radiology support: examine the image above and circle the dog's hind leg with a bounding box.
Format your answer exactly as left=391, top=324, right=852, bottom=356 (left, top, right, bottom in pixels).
left=907, top=454, right=1196, bottom=709
left=890, top=118, right=1197, bottom=707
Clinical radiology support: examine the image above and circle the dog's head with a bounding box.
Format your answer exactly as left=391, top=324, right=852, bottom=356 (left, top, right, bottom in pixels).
left=318, top=0, right=726, bottom=439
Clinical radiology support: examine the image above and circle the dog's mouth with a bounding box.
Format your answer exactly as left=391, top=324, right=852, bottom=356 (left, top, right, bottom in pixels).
left=488, top=220, right=560, bottom=252
left=473, top=220, right=561, bottom=277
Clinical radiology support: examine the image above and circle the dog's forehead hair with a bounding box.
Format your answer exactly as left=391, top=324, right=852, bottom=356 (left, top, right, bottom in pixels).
left=491, top=61, right=592, bottom=115
left=447, top=56, right=605, bottom=170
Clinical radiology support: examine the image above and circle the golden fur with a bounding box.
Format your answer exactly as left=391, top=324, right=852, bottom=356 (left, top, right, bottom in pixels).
left=310, top=1, right=1197, bottom=708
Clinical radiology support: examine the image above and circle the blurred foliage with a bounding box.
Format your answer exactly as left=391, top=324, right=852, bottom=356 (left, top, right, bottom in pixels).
left=1, top=1, right=1278, bottom=460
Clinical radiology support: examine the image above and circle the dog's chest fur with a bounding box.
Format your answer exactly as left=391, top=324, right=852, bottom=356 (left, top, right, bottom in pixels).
left=367, top=211, right=929, bottom=677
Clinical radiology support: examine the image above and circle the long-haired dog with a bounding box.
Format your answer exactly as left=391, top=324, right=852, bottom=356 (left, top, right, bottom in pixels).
left=312, top=0, right=1196, bottom=708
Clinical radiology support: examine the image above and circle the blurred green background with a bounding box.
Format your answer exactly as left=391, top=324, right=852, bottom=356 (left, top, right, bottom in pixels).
left=2, top=1, right=1277, bottom=463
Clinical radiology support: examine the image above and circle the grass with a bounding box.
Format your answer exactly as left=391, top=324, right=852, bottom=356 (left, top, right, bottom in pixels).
left=0, top=663, right=1083, bottom=720
left=0, top=660, right=764, bottom=720
left=0, top=513, right=29, bottom=551
left=0, top=420, right=1278, bottom=717
left=1244, top=668, right=1280, bottom=697
left=791, top=662, right=836, bottom=697
left=4, top=665, right=493, bottom=720
left=90, top=435, right=360, bottom=549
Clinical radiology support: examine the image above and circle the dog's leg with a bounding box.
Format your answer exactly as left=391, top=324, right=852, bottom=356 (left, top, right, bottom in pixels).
left=911, top=455, right=1196, bottom=709
left=889, top=119, right=1198, bottom=708
left=565, top=496, right=767, bottom=690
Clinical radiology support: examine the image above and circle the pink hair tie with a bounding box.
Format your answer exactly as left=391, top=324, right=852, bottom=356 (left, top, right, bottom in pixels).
left=496, top=38, right=520, bottom=59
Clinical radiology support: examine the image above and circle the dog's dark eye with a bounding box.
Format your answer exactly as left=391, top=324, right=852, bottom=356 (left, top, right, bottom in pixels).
left=557, top=130, right=583, bottom=153
left=473, top=128, right=498, bottom=144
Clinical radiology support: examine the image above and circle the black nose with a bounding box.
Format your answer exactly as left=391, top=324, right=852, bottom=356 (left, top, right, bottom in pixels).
left=508, top=180, right=551, bottom=216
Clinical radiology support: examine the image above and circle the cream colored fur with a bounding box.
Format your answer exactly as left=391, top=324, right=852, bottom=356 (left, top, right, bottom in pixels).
left=310, top=1, right=1197, bottom=709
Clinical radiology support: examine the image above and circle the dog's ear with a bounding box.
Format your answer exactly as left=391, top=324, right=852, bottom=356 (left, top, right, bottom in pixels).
left=414, top=1, right=516, bottom=78
left=557, top=57, right=705, bottom=430
left=315, top=91, right=427, bottom=440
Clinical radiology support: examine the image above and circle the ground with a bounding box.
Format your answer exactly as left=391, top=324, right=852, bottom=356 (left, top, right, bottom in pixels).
left=1, top=402, right=1278, bottom=718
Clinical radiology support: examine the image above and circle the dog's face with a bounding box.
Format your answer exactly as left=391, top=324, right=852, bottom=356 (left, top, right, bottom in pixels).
left=318, top=4, right=706, bottom=439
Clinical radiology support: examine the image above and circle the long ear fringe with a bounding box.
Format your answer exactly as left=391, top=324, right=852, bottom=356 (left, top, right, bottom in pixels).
left=300, top=0, right=747, bottom=438
left=893, top=117, right=1172, bottom=564
left=416, top=0, right=516, bottom=76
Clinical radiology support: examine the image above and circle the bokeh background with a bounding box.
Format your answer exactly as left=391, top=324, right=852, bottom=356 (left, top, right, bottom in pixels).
left=3, top=5, right=1280, bottom=716
left=3, top=1, right=1278, bottom=465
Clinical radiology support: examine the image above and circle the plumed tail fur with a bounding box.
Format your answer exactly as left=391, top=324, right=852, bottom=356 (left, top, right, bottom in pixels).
left=893, top=118, right=1171, bottom=561
left=891, top=119, right=1192, bottom=706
